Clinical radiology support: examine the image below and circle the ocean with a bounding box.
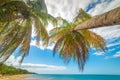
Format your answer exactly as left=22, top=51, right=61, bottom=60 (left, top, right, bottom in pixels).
left=25, top=74, right=120, bottom=80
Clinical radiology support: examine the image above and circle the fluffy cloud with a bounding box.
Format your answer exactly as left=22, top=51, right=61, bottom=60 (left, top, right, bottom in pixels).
left=5, top=55, right=15, bottom=65
left=30, top=40, right=54, bottom=50
left=16, top=63, right=66, bottom=74
left=89, top=0, right=120, bottom=40
left=45, top=0, right=120, bottom=21
left=16, top=63, right=66, bottom=71
left=31, top=0, right=120, bottom=56
left=88, top=0, right=120, bottom=15
left=45, top=0, right=93, bottom=21
left=89, top=25, right=120, bottom=41
left=86, top=0, right=120, bottom=57
left=46, top=0, right=120, bottom=44
left=5, top=55, right=66, bottom=73
left=5, top=55, right=22, bottom=66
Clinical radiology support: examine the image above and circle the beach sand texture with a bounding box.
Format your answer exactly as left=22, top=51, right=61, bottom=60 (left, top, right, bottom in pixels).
left=0, top=75, right=29, bottom=80
left=0, top=74, right=46, bottom=80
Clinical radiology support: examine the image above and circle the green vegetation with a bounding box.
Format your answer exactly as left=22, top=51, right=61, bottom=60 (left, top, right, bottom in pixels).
left=0, top=0, right=57, bottom=64
left=0, top=64, right=31, bottom=75
left=50, top=9, right=106, bottom=70
left=0, top=0, right=120, bottom=71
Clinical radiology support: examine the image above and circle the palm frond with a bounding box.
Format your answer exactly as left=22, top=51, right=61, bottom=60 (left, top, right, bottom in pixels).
left=49, top=27, right=68, bottom=42
left=50, top=8, right=106, bottom=71
left=27, top=0, right=48, bottom=26
left=0, top=0, right=12, bottom=5
left=73, top=8, right=91, bottom=23
left=50, top=26, right=89, bottom=70
left=0, top=19, right=28, bottom=63
left=19, top=19, right=32, bottom=63
left=33, top=15, right=49, bottom=46
left=26, top=0, right=47, bottom=14
left=47, top=14, right=57, bottom=27
left=56, top=17, right=69, bottom=26
left=0, top=1, right=30, bottom=22
left=80, top=30, right=106, bottom=51
left=53, top=35, right=66, bottom=56
left=0, top=0, right=56, bottom=64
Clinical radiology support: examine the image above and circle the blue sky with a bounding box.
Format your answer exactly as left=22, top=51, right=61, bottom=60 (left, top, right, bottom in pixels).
left=20, top=38, right=120, bottom=74
left=6, top=0, right=120, bottom=74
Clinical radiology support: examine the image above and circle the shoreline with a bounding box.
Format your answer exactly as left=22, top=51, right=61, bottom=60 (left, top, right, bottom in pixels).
left=1, top=74, right=120, bottom=80
left=0, top=74, right=30, bottom=80
left=0, top=74, right=47, bottom=80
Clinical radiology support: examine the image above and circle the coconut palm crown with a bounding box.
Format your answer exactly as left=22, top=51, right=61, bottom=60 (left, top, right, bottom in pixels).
left=50, top=9, right=106, bottom=71
left=0, top=0, right=57, bottom=64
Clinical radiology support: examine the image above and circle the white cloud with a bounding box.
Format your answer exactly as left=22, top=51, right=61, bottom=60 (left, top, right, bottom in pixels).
left=93, top=49, right=115, bottom=56
left=45, top=0, right=120, bottom=22
left=31, top=0, right=120, bottom=55
left=5, top=55, right=15, bottom=65
left=90, top=25, right=120, bottom=40
left=93, top=37, right=120, bottom=56
left=5, top=55, right=22, bottom=66
left=88, top=0, right=120, bottom=40
left=47, top=44, right=55, bottom=50
left=93, top=51, right=105, bottom=56
left=30, top=40, right=45, bottom=49
left=45, top=0, right=93, bottom=21
left=31, top=26, right=36, bottom=38
left=5, top=55, right=66, bottom=73
left=46, top=0, right=120, bottom=46
left=113, top=52, right=120, bottom=58
left=107, top=40, right=120, bottom=48
left=30, top=40, right=54, bottom=50
left=16, top=63, right=66, bottom=73
left=88, top=0, right=120, bottom=16
left=103, top=0, right=120, bottom=13
left=105, top=51, right=120, bottom=59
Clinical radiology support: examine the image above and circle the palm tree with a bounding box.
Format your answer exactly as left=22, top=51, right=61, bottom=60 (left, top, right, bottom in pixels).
left=74, top=6, right=120, bottom=30
left=0, top=0, right=119, bottom=71
left=0, top=0, right=57, bottom=64
left=49, top=9, right=106, bottom=70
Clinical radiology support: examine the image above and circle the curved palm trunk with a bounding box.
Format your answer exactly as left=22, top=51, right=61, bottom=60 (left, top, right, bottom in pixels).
left=74, top=7, right=120, bottom=30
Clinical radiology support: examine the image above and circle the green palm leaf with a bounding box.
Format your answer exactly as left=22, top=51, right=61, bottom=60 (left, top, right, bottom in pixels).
left=0, top=0, right=57, bottom=64
left=50, top=9, right=106, bottom=71
left=0, top=19, right=28, bottom=63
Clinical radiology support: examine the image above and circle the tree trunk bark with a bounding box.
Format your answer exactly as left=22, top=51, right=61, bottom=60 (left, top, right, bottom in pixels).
left=74, top=7, right=120, bottom=30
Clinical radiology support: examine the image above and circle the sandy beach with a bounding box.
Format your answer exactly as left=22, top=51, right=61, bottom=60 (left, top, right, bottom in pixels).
left=0, top=74, right=30, bottom=80
left=0, top=74, right=47, bottom=80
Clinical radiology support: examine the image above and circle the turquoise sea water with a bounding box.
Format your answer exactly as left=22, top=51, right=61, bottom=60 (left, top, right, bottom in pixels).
left=26, top=74, right=120, bottom=80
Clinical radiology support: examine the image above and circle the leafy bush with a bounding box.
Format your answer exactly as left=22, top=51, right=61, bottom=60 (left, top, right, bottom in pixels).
left=0, top=64, right=30, bottom=75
